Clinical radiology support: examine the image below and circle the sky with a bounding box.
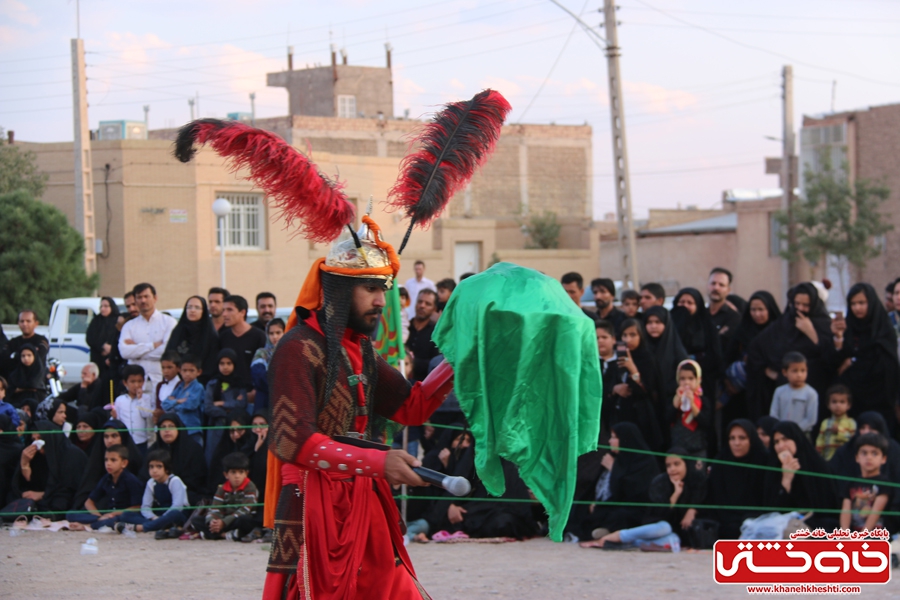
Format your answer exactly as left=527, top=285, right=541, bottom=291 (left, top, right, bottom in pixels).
left=2, top=0, right=899, bottom=219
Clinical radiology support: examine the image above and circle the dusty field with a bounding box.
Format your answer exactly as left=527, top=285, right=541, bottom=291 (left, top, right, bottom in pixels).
left=1, top=529, right=897, bottom=599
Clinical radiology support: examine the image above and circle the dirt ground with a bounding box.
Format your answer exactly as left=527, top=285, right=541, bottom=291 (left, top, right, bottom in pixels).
left=1, top=530, right=897, bottom=599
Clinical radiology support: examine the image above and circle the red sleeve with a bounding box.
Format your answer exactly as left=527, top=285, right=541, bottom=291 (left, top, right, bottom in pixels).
left=296, top=433, right=387, bottom=478
left=374, top=359, right=455, bottom=426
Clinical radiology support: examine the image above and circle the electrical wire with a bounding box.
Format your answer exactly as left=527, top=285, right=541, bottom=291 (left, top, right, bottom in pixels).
left=631, top=0, right=900, bottom=88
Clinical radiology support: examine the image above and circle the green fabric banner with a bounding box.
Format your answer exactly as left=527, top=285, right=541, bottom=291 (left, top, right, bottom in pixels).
left=373, top=280, right=407, bottom=368
left=432, top=262, right=603, bottom=541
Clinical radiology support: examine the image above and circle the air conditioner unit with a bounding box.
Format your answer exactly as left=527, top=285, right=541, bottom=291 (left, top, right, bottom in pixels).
left=97, top=120, right=148, bottom=140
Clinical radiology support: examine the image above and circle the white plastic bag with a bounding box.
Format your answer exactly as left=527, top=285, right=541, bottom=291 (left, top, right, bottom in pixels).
left=739, top=511, right=804, bottom=540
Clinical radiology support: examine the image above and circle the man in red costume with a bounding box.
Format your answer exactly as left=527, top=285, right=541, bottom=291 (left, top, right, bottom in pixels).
left=262, top=216, right=454, bottom=600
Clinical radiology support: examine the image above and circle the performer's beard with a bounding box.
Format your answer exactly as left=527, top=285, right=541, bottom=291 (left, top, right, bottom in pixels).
left=347, top=304, right=382, bottom=336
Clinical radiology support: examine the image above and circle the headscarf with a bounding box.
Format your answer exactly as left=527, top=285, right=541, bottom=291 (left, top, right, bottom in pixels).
left=251, top=319, right=283, bottom=369
left=208, top=409, right=253, bottom=489
left=764, top=421, right=837, bottom=511
left=72, top=418, right=144, bottom=510
left=165, top=296, right=220, bottom=377
left=647, top=446, right=707, bottom=524
left=756, top=416, right=779, bottom=447
left=146, top=413, right=208, bottom=500
left=72, top=411, right=103, bottom=453
left=643, top=306, right=688, bottom=399
left=707, top=419, right=769, bottom=520
left=31, top=419, right=88, bottom=512
left=248, top=409, right=269, bottom=504
left=837, top=282, right=900, bottom=420
left=608, top=422, right=660, bottom=503
left=212, top=347, right=246, bottom=399
left=8, top=343, right=47, bottom=393
left=727, top=291, right=782, bottom=362
left=614, top=319, right=664, bottom=450
left=49, top=398, right=78, bottom=431
left=85, top=297, right=120, bottom=360
left=670, top=287, right=724, bottom=379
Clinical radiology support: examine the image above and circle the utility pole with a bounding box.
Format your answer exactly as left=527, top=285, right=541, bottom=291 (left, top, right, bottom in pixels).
left=602, top=0, right=639, bottom=289
left=188, top=97, right=195, bottom=121
left=71, top=37, right=97, bottom=275
left=781, top=65, right=798, bottom=289
left=249, top=92, right=256, bottom=126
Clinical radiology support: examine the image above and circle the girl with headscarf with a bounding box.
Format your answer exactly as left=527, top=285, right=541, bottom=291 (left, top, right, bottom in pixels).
left=203, top=348, right=249, bottom=464
left=604, top=319, right=664, bottom=451
left=643, top=306, right=689, bottom=400
left=746, top=283, right=835, bottom=421
left=86, top=297, right=121, bottom=381
left=575, top=422, right=660, bottom=540
left=586, top=447, right=706, bottom=550
left=764, top=421, right=839, bottom=531
left=756, top=415, right=779, bottom=450
left=721, top=291, right=783, bottom=426
left=834, top=283, right=900, bottom=430
left=71, top=418, right=145, bottom=511
left=144, top=413, right=208, bottom=505
left=670, top=288, right=724, bottom=383
left=49, top=398, right=77, bottom=438
left=8, top=344, right=48, bottom=405
left=10, top=420, right=88, bottom=518
left=165, top=296, right=220, bottom=385
left=250, top=318, right=285, bottom=411
left=207, top=410, right=254, bottom=490
left=667, top=359, right=712, bottom=458
left=705, top=419, right=769, bottom=539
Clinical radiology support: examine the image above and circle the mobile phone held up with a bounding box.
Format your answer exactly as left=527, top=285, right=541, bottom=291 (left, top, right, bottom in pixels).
left=616, top=341, right=628, bottom=359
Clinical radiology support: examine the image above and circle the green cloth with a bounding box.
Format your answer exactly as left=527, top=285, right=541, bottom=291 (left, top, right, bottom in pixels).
left=373, top=281, right=406, bottom=368
left=432, top=263, right=602, bottom=541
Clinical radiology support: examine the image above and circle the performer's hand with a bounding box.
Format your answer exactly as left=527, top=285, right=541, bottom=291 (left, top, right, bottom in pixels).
left=384, top=449, right=426, bottom=487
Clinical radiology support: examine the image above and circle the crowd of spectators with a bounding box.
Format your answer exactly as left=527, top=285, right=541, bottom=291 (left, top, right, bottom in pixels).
left=1, top=262, right=899, bottom=552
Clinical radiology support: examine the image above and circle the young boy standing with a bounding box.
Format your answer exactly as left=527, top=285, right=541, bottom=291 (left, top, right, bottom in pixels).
left=66, top=445, right=143, bottom=530
left=815, top=385, right=857, bottom=460
left=620, top=290, right=640, bottom=319
left=117, top=449, right=189, bottom=539
left=114, top=365, right=156, bottom=453
left=188, top=452, right=259, bottom=541
left=155, top=352, right=182, bottom=423
left=769, top=352, right=818, bottom=437
left=162, top=356, right=204, bottom=445
left=839, top=432, right=891, bottom=532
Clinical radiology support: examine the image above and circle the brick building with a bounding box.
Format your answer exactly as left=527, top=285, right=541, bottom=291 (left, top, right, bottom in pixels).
left=21, top=54, right=600, bottom=308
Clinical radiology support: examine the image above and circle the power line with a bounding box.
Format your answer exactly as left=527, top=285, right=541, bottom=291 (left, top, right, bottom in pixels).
left=623, top=4, right=900, bottom=24
left=626, top=20, right=900, bottom=39
left=631, top=0, right=900, bottom=88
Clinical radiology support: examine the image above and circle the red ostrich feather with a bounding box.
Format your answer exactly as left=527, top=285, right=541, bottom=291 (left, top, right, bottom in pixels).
left=174, top=119, right=354, bottom=243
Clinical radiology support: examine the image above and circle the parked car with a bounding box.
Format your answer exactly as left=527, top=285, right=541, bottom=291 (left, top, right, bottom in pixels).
left=2, top=298, right=125, bottom=385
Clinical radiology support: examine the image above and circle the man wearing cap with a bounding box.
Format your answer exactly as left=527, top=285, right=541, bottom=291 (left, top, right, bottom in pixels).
left=591, top=277, right=627, bottom=333
left=262, top=217, right=454, bottom=600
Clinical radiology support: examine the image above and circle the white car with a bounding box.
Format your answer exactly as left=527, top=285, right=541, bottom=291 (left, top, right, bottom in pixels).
left=1, top=298, right=125, bottom=385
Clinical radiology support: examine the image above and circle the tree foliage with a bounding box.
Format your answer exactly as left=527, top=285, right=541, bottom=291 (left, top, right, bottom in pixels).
left=0, top=127, right=48, bottom=198
left=776, top=151, right=892, bottom=280
left=520, top=210, right=561, bottom=249
left=0, top=189, right=98, bottom=322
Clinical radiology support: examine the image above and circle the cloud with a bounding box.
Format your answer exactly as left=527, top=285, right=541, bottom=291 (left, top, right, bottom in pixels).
left=0, top=0, right=38, bottom=26
left=103, top=32, right=171, bottom=65
left=0, top=24, right=27, bottom=46
left=623, top=81, right=698, bottom=115
left=449, top=78, right=466, bottom=90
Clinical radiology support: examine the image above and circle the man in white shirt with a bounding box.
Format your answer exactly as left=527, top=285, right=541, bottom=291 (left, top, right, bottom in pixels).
left=403, top=260, right=436, bottom=320
left=118, top=282, right=177, bottom=391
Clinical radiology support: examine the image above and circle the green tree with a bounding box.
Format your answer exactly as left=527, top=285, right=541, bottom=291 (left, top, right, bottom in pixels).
left=0, top=189, right=98, bottom=322
left=776, top=151, right=892, bottom=290
left=520, top=210, right=561, bottom=249
left=0, top=127, right=48, bottom=197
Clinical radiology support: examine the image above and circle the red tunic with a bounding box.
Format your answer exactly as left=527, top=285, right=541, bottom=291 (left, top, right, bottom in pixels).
left=263, top=314, right=451, bottom=600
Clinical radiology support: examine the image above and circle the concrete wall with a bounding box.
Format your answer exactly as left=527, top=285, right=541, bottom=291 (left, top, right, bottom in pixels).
left=267, top=64, right=393, bottom=119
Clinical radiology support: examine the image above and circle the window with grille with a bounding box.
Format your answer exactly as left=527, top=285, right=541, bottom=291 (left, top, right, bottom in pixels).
left=215, top=193, right=266, bottom=250
left=337, top=95, right=357, bottom=119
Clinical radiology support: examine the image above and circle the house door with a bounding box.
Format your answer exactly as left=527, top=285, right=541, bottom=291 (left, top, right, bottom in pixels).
left=454, top=242, right=481, bottom=281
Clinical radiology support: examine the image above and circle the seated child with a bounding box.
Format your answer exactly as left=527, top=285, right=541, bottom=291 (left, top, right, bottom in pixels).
left=67, top=444, right=142, bottom=530
left=839, top=432, right=892, bottom=533
left=769, top=351, right=818, bottom=436
left=815, top=385, right=857, bottom=460
left=116, top=449, right=189, bottom=539
left=113, top=365, right=155, bottom=454
left=188, top=452, right=258, bottom=541
left=162, top=356, right=204, bottom=445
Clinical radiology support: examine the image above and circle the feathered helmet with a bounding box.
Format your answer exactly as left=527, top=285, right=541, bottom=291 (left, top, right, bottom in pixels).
left=173, top=89, right=511, bottom=317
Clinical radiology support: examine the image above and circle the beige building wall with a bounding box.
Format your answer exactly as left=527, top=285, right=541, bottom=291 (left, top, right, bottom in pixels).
left=23, top=116, right=601, bottom=308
